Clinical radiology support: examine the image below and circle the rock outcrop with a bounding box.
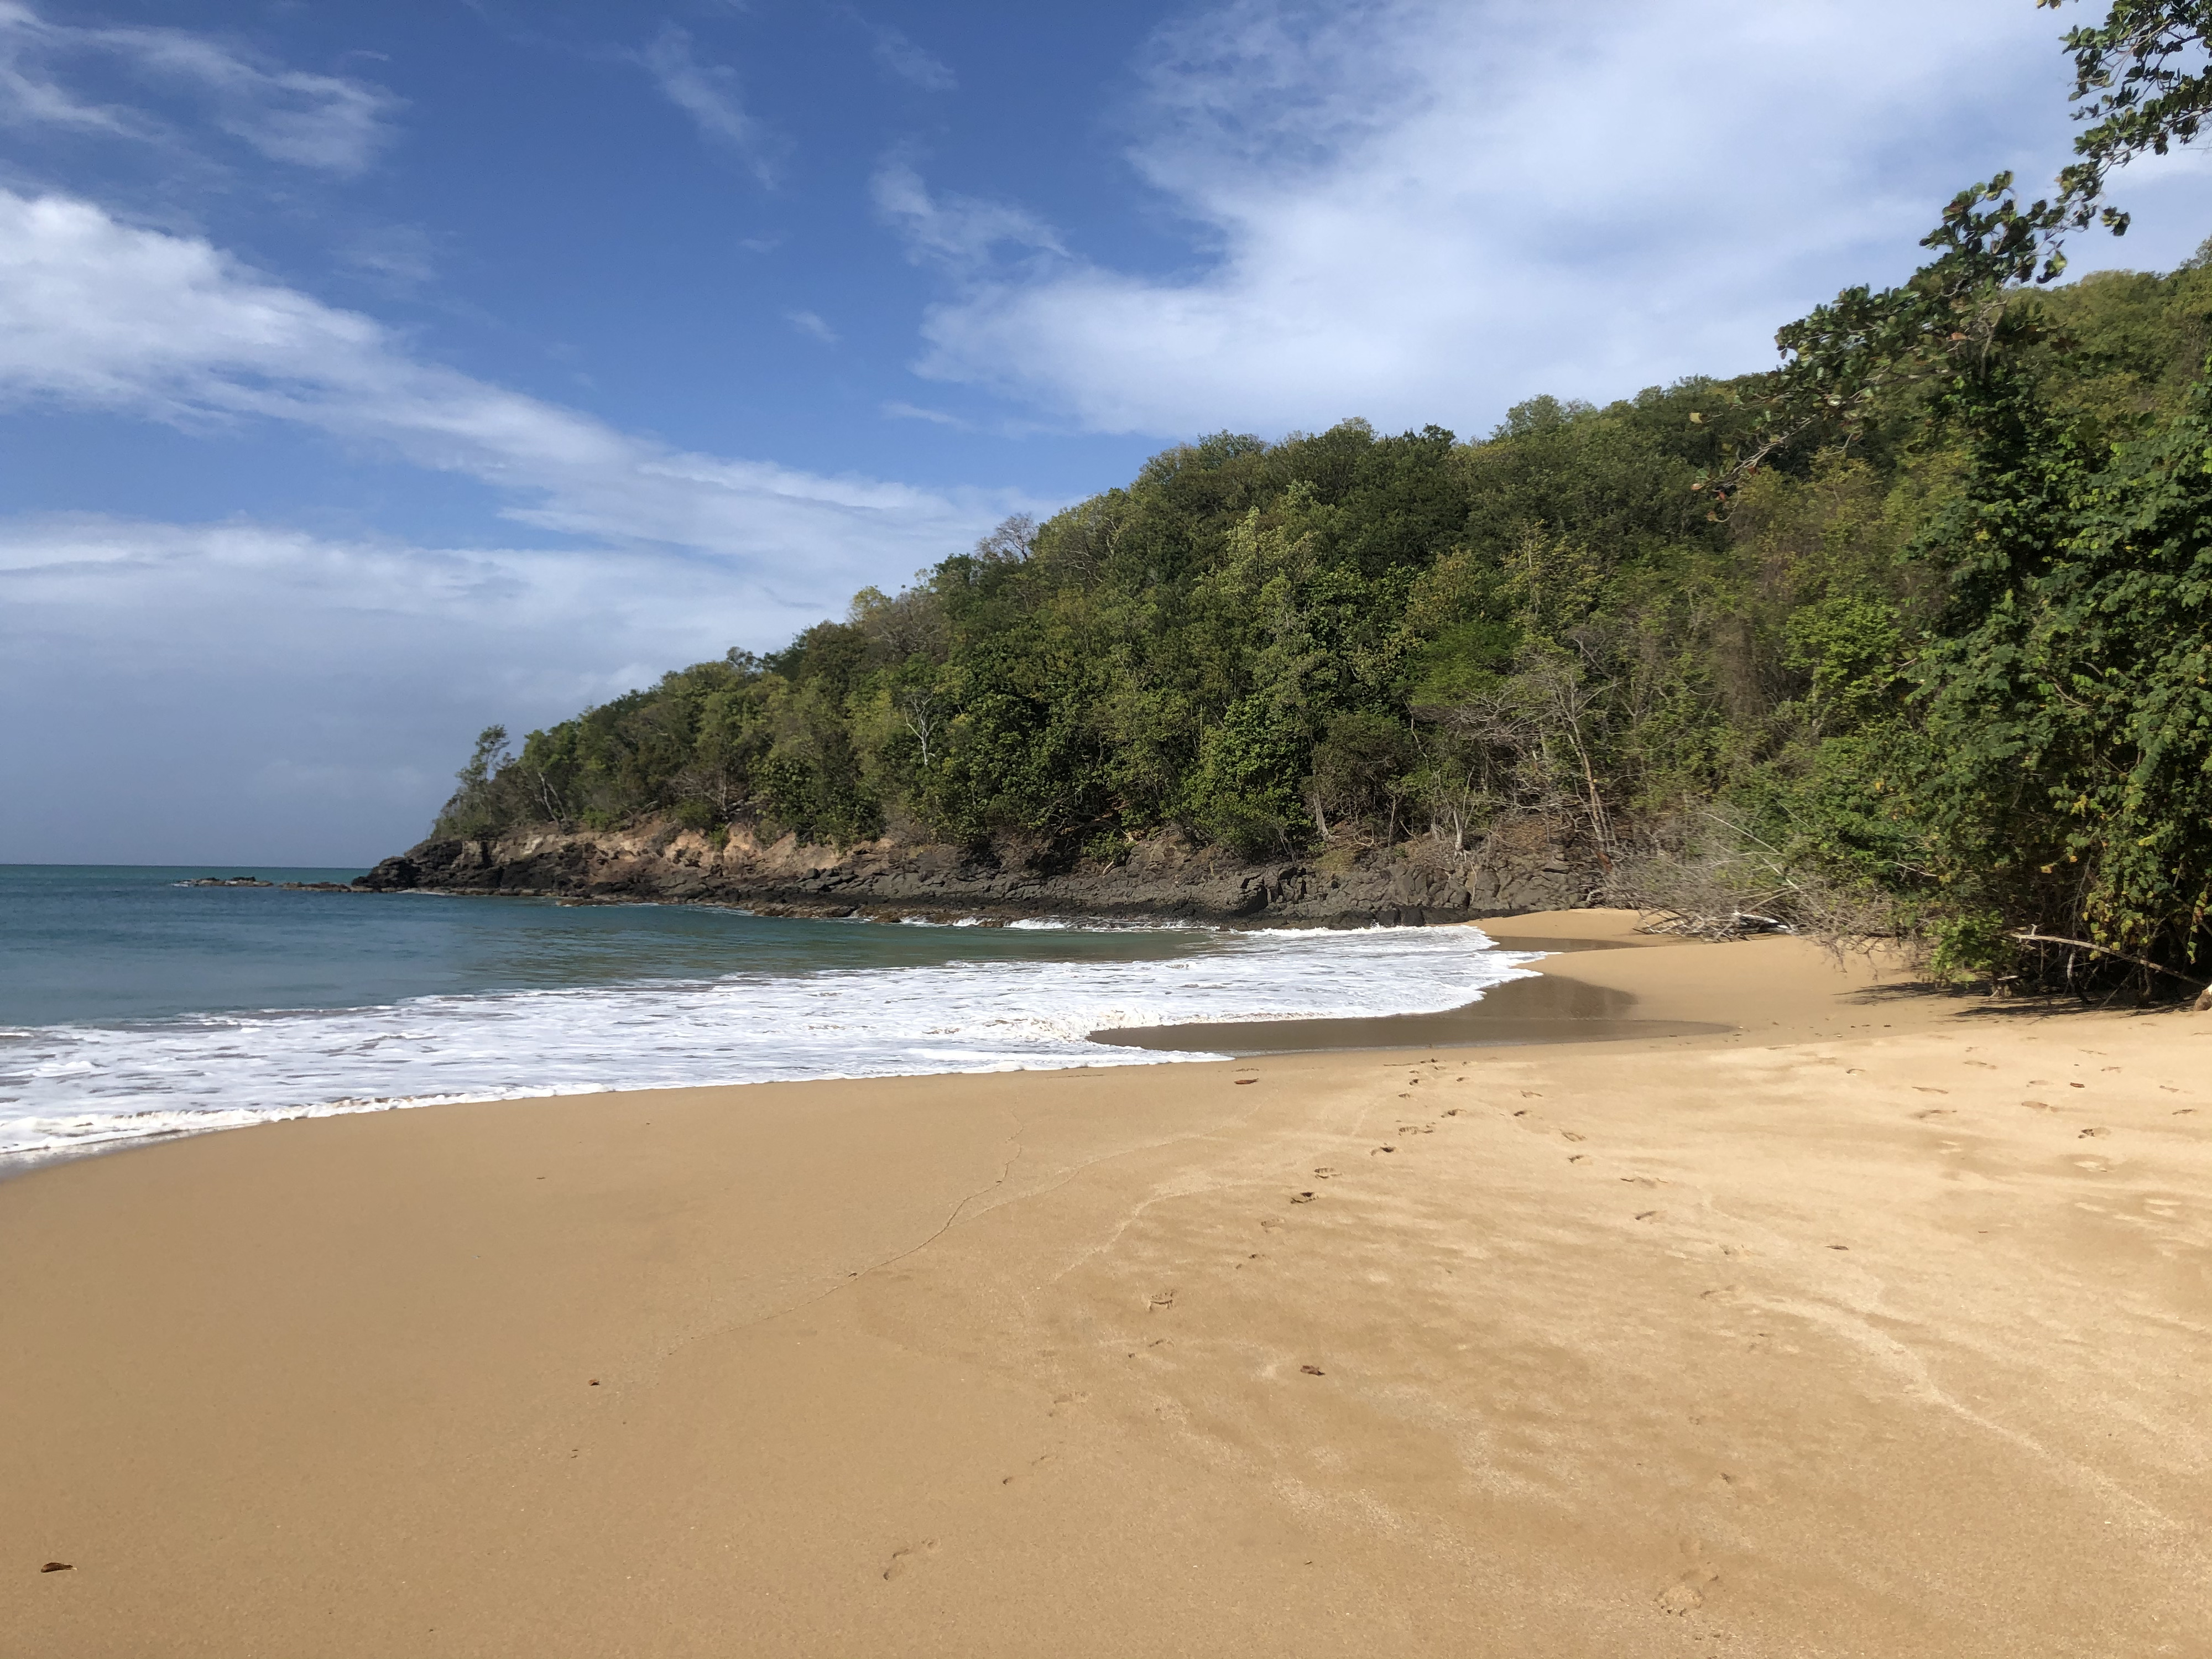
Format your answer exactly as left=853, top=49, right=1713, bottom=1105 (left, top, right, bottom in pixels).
left=354, top=821, right=1603, bottom=928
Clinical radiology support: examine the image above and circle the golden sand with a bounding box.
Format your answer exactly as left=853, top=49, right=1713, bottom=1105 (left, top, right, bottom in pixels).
left=4, top=912, right=2208, bottom=1655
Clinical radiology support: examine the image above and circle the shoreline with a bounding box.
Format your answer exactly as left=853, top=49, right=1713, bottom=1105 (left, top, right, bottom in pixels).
left=6, top=911, right=2208, bottom=1654
left=0, top=914, right=1636, bottom=1180
left=1097, top=926, right=1733, bottom=1055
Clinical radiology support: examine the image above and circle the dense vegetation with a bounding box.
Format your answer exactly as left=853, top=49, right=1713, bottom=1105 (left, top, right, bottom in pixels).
left=441, top=2, right=2212, bottom=994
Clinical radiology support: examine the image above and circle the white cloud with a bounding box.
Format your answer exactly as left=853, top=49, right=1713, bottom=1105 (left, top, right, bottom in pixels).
left=873, top=158, right=1066, bottom=273
left=900, top=0, right=2212, bottom=436
left=0, top=185, right=1053, bottom=859
left=638, top=24, right=779, bottom=186
left=870, top=24, right=955, bottom=92
left=785, top=307, right=838, bottom=343
left=0, top=0, right=398, bottom=173
left=0, top=515, right=781, bottom=863
left=0, top=187, right=1026, bottom=606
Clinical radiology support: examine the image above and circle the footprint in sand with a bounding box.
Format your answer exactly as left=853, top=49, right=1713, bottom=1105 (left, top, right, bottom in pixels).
left=1290, top=1191, right=1318, bottom=1203
left=1000, top=1454, right=1056, bottom=1488
left=1371, top=1145, right=1396, bottom=1156
left=883, top=1540, right=940, bottom=1581
left=2023, top=1100, right=2057, bottom=1113
left=1655, top=1575, right=1715, bottom=1615
left=2078, top=1126, right=2110, bottom=1139
left=1911, top=1108, right=1955, bottom=1120
left=1149, top=1289, right=1177, bottom=1309
left=1913, top=1087, right=1949, bottom=1095
left=1313, top=1166, right=1338, bottom=1178
left=1964, top=1060, right=1997, bottom=1070
left=1561, top=1130, right=1585, bottom=1142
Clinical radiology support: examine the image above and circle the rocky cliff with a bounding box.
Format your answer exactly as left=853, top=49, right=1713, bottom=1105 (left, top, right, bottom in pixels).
left=354, top=821, right=1603, bottom=927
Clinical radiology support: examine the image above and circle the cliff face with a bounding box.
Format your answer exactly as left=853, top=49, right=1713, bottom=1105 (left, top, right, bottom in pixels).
left=354, top=821, right=1602, bottom=927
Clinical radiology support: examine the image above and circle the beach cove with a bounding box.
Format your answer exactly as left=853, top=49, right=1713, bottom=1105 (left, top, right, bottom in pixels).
left=5, top=912, right=2208, bottom=1656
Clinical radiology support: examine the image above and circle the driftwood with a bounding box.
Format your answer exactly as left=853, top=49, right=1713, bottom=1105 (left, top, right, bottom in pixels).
left=1632, top=909, right=1797, bottom=941
left=2008, top=931, right=2200, bottom=988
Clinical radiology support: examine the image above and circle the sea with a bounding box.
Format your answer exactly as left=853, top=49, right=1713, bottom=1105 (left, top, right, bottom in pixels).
left=0, top=865, right=1542, bottom=1168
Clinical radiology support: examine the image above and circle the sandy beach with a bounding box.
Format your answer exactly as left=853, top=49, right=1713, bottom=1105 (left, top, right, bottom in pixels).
left=5, top=911, right=2208, bottom=1657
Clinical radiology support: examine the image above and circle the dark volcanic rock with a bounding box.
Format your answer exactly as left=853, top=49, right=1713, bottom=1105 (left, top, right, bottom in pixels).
left=349, top=820, right=1601, bottom=928
left=352, top=855, right=422, bottom=891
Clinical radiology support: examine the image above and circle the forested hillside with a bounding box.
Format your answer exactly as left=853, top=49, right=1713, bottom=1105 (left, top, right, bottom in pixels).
left=431, top=2, right=2212, bottom=993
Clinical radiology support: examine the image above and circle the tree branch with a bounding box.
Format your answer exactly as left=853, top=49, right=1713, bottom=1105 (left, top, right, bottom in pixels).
left=2010, top=930, right=2201, bottom=984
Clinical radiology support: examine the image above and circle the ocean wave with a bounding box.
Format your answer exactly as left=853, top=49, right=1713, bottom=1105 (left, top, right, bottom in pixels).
left=0, top=925, right=1537, bottom=1162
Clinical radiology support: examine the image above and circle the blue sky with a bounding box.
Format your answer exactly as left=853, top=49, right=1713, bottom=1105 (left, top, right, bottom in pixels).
left=6, top=0, right=2211, bottom=865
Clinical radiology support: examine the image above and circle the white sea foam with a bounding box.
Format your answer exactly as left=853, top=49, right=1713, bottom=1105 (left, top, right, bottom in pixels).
left=0, top=925, right=1538, bottom=1163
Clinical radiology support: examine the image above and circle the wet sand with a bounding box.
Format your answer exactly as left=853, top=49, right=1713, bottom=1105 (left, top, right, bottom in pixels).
left=4, top=911, right=2209, bottom=1656
left=1095, top=961, right=1732, bottom=1054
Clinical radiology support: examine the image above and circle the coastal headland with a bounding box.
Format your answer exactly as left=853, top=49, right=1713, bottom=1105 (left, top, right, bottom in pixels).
left=5, top=912, right=2208, bottom=1656
left=352, top=819, right=1601, bottom=927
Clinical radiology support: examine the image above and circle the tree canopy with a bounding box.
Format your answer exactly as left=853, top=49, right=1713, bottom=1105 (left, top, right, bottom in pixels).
left=435, top=1, right=2212, bottom=994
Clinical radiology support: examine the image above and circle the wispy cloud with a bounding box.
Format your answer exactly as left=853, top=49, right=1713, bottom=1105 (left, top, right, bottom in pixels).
left=336, top=222, right=439, bottom=289
left=785, top=307, right=838, bottom=344
left=0, top=187, right=1053, bottom=859
left=637, top=24, right=779, bottom=186
left=0, top=0, right=399, bottom=173
left=880, top=399, right=968, bottom=428
left=869, top=23, right=954, bottom=92
left=0, top=188, right=1027, bottom=591
left=895, top=0, right=2211, bottom=437
left=872, top=158, right=1065, bottom=273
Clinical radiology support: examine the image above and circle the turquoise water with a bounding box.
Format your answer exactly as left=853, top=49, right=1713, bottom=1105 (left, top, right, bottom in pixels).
left=0, top=865, right=1211, bottom=1027
left=0, top=865, right=1536, bottom=1163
